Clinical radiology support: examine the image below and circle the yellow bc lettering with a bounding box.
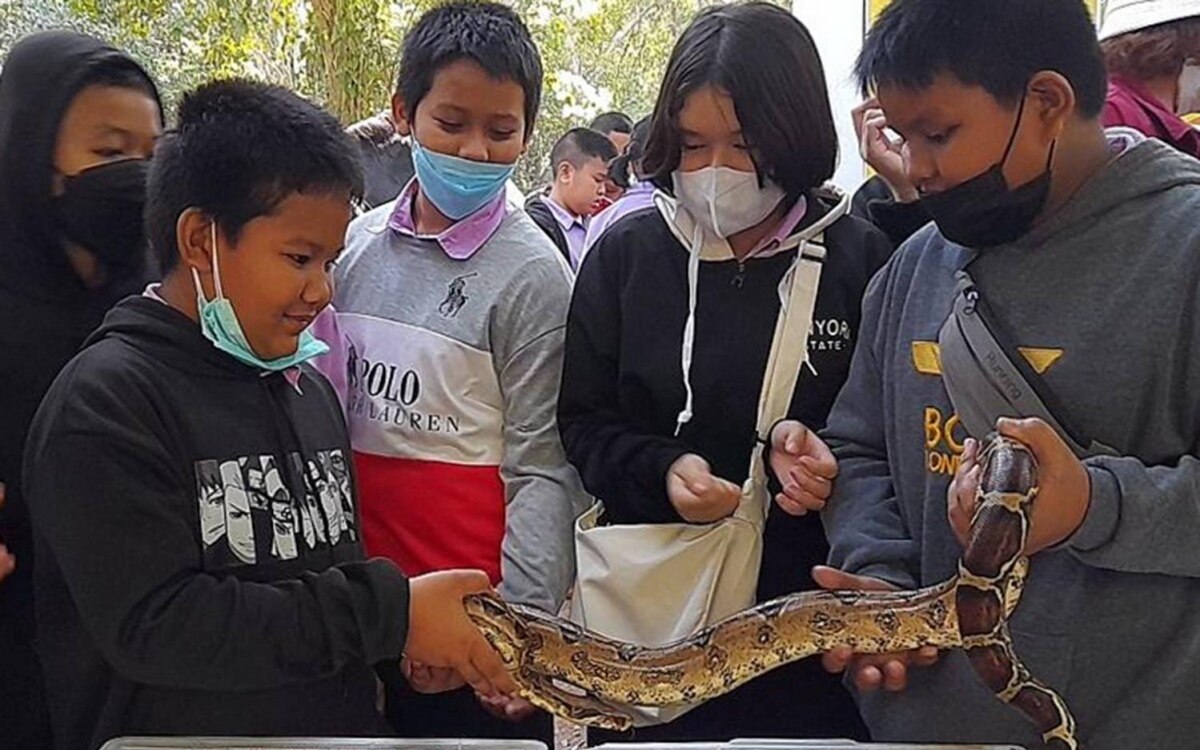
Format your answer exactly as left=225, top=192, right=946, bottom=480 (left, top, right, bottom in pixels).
left=923, top=406, right=967, bottom=477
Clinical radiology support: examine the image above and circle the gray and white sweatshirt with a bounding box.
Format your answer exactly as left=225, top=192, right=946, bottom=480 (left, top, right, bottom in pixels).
left=823, top=134, right=1200, bottom=749
left=322, top=198, right=589, bottom=613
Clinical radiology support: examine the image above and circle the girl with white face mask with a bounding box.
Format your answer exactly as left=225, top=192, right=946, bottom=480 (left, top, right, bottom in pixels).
left=557, top=2, right=895, bottom=743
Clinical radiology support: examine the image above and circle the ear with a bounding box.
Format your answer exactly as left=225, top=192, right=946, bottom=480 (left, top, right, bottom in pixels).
left=1028, top=71, right=1075, bottom=140
left=391, top=92, right=412, bottom=138
left=176, top=207, right=216, bottom=275
left=556, top=161, right=574, bottom=184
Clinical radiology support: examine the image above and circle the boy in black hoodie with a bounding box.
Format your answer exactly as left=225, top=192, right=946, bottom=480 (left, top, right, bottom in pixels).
left=23, top=79, right=516, bottom=750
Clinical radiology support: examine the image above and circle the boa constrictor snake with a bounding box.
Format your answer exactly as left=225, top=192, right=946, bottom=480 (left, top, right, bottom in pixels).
left=465, top=434, right=1078, bottom=748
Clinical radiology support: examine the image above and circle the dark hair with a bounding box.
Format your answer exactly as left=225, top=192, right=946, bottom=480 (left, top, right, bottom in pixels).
left=607, top=117, right=650, bottom=189
left=857, top=0, right=1107, bottom=119
left=78, top=58, right=160, bottom=102
left=550, top=127, right=618, bottom=173
left=589, top=111, right=633, bottom=135
left=146, top=79, right=363, bottom=274
left=1102, top=18, right=1200, bottom=81
left=642, top=3, right=837, bottom=196
left=346, top=111, right=396, bottom=146
left=397, top=1, right=543, bottom=139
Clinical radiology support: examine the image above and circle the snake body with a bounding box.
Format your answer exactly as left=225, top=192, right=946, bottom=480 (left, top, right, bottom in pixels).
left=466, top=434, right=1078, bottom=747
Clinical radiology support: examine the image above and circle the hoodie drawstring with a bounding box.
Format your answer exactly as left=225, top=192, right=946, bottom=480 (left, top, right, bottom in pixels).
left=675, top=222, right=704, bottom=437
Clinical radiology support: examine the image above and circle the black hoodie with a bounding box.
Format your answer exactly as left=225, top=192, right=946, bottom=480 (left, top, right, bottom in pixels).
left=0, top=31, right=162, bottom=749
left=24, top=296, right=410, bottom=750
left=559, top=188, right=892, bottom=742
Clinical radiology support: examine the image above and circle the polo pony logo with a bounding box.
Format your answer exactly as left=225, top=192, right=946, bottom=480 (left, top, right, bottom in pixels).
left=439, top=272, right=478, bottom=318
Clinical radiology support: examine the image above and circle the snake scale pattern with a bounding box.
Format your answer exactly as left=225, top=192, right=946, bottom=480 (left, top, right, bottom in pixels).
left=466, top=434, right=1078, bottom=748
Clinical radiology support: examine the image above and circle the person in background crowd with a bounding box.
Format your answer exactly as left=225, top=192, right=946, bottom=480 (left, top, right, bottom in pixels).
left=590, top=110, right=634, bottom=154
left=560, top=3, right=891, bottom=742
left=346, top=111, right=415, bottom=213
left=581, top=116, right=653, bottom=257
left=0, top=30, right=164, bottom=750
left=590, top=111, right=635, bottom=205
left=1099, top=0, right=1200, bottom=158
left=315, top=2, right=588, bottom=743
left=525, top=127, right=616, bottom=269
left=849, top=97, right=931, bottom=247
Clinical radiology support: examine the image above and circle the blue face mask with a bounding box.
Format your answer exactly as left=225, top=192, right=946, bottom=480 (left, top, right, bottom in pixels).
left=410, top=138, right=516, bottom=220
left=192, top=221, right=329, bottom=372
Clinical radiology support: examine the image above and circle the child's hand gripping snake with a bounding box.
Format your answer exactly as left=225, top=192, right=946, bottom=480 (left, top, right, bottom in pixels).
left=465, top=434, right=1078, bottom=748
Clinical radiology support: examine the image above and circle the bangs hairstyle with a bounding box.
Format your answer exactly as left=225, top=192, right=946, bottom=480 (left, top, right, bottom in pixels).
left=857, top=0, right=1107, bottom=118
left=1102, top=17, right=1200, bottom=80
left=397, top=1, right=544, bottom=139
left=642, top=2, right=837, bottom=196
left=146, top=79, right=363, bottom=274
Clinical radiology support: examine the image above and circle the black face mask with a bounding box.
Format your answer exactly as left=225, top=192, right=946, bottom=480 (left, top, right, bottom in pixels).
left=53, top=158, right=150, bottom=275
left=920, top=96, right=1056, bottom=249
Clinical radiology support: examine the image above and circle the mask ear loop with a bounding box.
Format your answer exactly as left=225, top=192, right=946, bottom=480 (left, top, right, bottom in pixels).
left=675, top=221, right=703, bottom=437
left=999, top=94, right=1029, bottom=169
left=191, top=220, right=224, bottom=304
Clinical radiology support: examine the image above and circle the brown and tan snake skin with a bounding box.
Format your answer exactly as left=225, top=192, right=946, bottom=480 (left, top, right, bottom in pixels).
left=465, top=434, right=1078, bottom=748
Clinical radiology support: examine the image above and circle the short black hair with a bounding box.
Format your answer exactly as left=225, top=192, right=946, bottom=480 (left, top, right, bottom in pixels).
left=550, top=127, right=618, bottom=172
left=857, top=0, right=1107, bottom=118
left=608, top=117, right=650, bottom=189
left=397, top=1, right=543, bottom=140
left=146, top=79, right=363, bottom=274
left=589, top=111, right=633, bottom=135
left=642, top=3, right=837, bottom=197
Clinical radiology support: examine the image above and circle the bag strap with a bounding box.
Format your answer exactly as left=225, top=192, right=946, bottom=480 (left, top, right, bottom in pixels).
left=938, top=270, right=1117, bottom=458
left=733, top=236, right=825, bottom=528
left=754, top=238, right=826, bottom=440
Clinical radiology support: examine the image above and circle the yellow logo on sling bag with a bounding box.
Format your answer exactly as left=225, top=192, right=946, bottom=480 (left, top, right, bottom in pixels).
left=913, top=341, right=1064, bottom=476
left=911, top=342, right=1064, bottom=376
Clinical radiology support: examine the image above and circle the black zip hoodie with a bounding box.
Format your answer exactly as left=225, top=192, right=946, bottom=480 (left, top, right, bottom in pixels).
left=558, top=187, right=893, bottom=741
left=24, top=296, right=410, bottom=750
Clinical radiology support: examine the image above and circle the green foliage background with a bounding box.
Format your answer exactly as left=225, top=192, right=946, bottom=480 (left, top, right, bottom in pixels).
left=0, top=0, right=785, bottom=190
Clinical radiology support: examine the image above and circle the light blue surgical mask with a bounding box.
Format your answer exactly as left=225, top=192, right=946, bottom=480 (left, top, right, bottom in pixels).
left=191, top=221, right=328, bottom=372
left=410, top=138, right=515, bottom=220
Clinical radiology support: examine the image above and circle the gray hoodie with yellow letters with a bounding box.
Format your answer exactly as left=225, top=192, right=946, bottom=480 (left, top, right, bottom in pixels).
left=823, top=133, right=1200, bottom=749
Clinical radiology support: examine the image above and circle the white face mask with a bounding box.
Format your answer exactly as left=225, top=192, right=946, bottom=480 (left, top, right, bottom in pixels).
left=672, top=166, right=786, bottom=239
left=1179, top=63, right=1200, bottom=116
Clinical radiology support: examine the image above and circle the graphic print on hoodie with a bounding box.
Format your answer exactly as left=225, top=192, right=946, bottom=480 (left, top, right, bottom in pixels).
left=24, top=296, right=409, bottom=750
left=193, top=449, right=356, bottom=568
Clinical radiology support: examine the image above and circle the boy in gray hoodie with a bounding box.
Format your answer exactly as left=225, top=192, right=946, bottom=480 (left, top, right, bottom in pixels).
left=815, top=1, right=1200, bottom=748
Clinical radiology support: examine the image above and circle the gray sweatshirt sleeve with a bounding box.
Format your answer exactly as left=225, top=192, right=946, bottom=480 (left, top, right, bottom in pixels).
left=492, top=255, right=590, bottom=612
left=822, top=268, right=921, bottom=590
left=1066, top=454, right=1200, bottom=577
